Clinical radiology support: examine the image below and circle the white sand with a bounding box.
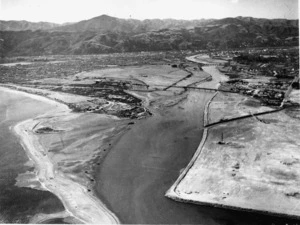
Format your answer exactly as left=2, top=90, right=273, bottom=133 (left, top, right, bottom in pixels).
left=14, top=114, right=119, bottom=224
left=3, top=87, right=120, bottom=224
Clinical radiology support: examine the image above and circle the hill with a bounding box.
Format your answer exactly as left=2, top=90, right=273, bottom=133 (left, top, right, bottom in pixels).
left=0, top=20, right=60, bottom=31
left=49, top=14, right=214, bottom=33
left=0, top=15, right=298, bottom=56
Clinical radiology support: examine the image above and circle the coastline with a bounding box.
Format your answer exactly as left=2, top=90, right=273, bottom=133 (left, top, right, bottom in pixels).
left=0, top=86, right=69, bottom=112
left=1, top=86, right=120, bottom=224
left=165, top=55, right=229, bottom=207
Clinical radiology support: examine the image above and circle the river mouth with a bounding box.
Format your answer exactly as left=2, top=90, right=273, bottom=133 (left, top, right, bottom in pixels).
left=94, top=89, right=206, bottom=223
left=1, top=53, right=298, bottom=224
left=95, top=90, right=227, bottom=224
left=95, top=87, right=300, bottom=224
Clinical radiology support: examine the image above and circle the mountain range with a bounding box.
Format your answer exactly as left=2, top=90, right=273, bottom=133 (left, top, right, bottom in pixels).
left=0, top=15, right=298, bottom=56
left=0, top=20, right=60, bottom=31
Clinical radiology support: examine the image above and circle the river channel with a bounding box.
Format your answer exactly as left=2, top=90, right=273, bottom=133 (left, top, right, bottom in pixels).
left=1, top=61, right=298, bottom=224
left=95, top=66, right=298, bottom=224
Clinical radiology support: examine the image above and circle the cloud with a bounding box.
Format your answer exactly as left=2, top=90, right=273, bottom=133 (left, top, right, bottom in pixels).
left=231, top=0, right=239, bottom=3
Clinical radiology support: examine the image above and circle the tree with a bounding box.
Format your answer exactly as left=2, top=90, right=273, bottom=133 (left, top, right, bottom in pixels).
left=0, top=39, right=4, bottom=59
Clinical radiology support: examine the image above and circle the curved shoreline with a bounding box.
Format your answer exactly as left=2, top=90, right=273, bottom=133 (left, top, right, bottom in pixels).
left=3, top=54, right=225, bottom=224
left=0, top=86, right=69, bottom=111
left=166, top=54, right=227, bottom=202
left=1, top=87, right=120, bottom=224
left=165, top=92, right=218, bottom=198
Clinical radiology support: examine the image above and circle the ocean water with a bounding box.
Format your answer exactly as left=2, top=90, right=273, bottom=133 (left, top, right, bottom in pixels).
left=0, top=89, right=65, bottom=223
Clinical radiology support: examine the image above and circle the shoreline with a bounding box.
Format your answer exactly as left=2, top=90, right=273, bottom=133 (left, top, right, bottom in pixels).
left=3, top=86, right=120, bottom=224
left=165, top=91, right=218, bottom=197
left=94, top=86, right=215, bottom=223
left=166, top=55, right=300, bottom=220
left=166, top=90, right=300, bottom=220
left=1, top=55, right=226, bottom=223
left=166, top=93, right=300, bottom=220
left=166, top=54, right=228, bottom=200
left=0, top=86, right=69, bottom=112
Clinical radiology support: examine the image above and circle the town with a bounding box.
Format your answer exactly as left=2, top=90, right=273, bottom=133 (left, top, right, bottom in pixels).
left=211, top=47, right=299, bottom=107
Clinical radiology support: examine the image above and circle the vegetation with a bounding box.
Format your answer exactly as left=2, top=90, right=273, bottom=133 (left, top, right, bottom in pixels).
left=0, top=16, right=298, bottom=56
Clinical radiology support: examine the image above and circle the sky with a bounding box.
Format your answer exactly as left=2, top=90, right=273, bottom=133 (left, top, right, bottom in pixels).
left=0, top=0, right=298, bottom=23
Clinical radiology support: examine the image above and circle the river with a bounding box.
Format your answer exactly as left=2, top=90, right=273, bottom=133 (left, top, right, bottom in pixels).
left=1, top=56, right=297, bottom=224
left=95, top=61, right=298, bottom=224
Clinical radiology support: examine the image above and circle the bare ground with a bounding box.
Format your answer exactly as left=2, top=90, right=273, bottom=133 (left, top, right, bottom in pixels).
left=167, top=90, right=300, bottom=218
left=11, top=90, right=120, bottom=224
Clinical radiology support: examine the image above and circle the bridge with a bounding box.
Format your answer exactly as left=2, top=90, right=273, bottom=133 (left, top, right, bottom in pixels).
left=133, top=85, right=234, bottom=93
left=166, top=85, right=235, bottom=93
left=201, top=63, right=223, bottom=66
left=174, top=86, right=218, bottom=92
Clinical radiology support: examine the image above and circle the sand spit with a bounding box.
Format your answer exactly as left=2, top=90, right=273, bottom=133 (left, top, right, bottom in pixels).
left=14, top=115, right=119, bottom=224
left=29, top=211, right=81, bottom=224
left=3, top=87, right=120, bottom=224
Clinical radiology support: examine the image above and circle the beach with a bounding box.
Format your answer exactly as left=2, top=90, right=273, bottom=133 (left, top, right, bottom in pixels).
left=0, top=88, right=65, bottom=223
left=0, top=87, right=120, bottom=223
left=1, top=54, right=298, bottom=224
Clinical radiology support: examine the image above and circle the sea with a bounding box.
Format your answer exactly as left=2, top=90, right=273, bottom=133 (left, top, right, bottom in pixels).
left=0, top=88, right=65, bottom=223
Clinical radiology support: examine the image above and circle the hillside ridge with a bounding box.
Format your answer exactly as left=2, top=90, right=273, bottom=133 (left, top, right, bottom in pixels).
left=0, top=15, right=298, bottom=56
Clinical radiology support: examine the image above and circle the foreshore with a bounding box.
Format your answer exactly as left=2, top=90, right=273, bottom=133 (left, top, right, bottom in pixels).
left=0, top=86, right=120, bottom=224
left=0, top=86, right=68, bottom=111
